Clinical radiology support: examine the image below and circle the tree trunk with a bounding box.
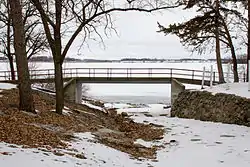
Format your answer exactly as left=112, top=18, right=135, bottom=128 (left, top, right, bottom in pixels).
left=230, top=47, right=239, bottom=82
left=221, top=18, right=239, bottom=82
left=247, top=0, right=250, bottom=82
left=9, top=0, right=35, bottom=113
left=53, top=0, right=63, bottom=114
left=7, top=3, right=15, bottom=80
left=215, top=0, right=224, bottom=83
left=8, top=56, right=15, bottom=80
left=7, top=25, right=15, bottom=80
left=54, top=61, right=64, bottom=114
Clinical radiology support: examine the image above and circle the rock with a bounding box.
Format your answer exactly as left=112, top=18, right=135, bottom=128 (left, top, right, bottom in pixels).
left=159, top=114, right=169, bottom=117
left=149, top=123, right=164, bottom=128
left=171, top=90, right=250, bottom=126
left=0, top=110, right=5, bottom=116
left=163, top=105, right=171, bottom=109
left=169, top=139, right=177, bottom=143
left=144, top=113, right=153, bottom=117
left=220, top=134, right=235, bottom=138
left=53, top=151, right=64, bottom=156
left=1, top=152, right=10, bottom=155
left=121, top=112, right=128, bottom=117
left=190, top=138, right=202, bottom=142
left=75, top=153, right=86, bottom=159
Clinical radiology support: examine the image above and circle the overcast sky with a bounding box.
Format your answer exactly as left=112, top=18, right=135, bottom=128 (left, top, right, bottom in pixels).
left=67, top=8, right=216, bottom=60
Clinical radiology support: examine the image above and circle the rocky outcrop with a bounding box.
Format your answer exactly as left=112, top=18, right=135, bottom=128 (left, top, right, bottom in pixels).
left=171, top=90, right=250, bottom=126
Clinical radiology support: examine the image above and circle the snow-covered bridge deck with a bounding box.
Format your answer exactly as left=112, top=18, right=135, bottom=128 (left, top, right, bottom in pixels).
left=0, top=67, right=220, bottom=86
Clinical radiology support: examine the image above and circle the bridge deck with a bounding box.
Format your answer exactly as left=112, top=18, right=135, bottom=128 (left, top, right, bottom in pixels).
left=26, top=77, right=215, bottom=86
left=0, top=67, right=231, bottom=86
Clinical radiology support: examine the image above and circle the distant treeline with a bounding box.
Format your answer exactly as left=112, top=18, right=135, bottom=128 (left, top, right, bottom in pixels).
left=0, top=56, right=248, bottom=64
left=29, top=56, right=84, bottom=62
left=121, top=58, right=166, bottom=62
left=221, top=59, right=247, bottom=64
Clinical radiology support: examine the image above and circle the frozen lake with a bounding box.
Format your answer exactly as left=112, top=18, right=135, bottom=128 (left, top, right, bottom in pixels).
left=0, top=62, right=245, bottom=104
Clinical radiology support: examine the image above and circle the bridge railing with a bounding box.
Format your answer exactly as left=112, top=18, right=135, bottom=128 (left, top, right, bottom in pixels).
left=0, top=67, right=243, bottom=83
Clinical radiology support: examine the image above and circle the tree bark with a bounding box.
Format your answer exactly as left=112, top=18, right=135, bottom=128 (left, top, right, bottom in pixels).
left=8, top=56, right=15, bottom=80
left=247, top=0, right=250, bottom=82
left=53, top=0, right=63, bottom=114
left=9, top=0, right=35, bottom=113
left=7, top=23, right=15, bottom=80
left=215, top=0, right=224, bottom=83
left=6, top=2, right=15, bottom=80
left=221, top=18, right=239, bottom=82
left=54, top=61, right=64, bottom=114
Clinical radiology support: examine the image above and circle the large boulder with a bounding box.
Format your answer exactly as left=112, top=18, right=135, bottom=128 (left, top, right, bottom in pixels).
left=171, top=90, right=250, bottom=126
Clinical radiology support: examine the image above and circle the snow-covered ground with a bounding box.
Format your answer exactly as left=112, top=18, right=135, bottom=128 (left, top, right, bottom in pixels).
left=1, top=109, right=250, bottom=167
left=1, top=81, right=250, bottom=167
left=203, top=82, right=250, bottom=99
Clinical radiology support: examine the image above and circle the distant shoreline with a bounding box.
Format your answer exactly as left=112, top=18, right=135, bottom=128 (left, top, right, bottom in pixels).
left=0, top=56, right=245, bottom=64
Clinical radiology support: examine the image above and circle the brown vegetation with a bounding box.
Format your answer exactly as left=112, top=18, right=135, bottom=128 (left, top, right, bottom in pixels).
left=0, top=88, right=164, bottom=159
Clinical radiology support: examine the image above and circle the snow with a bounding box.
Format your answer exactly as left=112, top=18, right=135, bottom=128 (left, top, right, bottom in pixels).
left=116, top=104, right=171, bottom=116
left=134, top=139, right=153, bottom=148
left=203, top=82, right=250, bottom=99
left=82, top=100, right=108, bottom=113
left=1, top=65, right=250, bottom=166
left=0, top=83, right=16, bottom=89
left=62, top=109, right=72, bottom=116
left=104, top=102, right=133, bottom=109
left=1, top=110, right=250, bottom=167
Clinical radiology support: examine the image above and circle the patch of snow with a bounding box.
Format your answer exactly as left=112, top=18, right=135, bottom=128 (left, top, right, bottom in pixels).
left=82, top=100, right=107, bottom=113
left=204, top=83, right=250, bottom=99
left=129, top=113, right=250, bottom=167
left=104, top=102, right=132, bottom=109
left=134, top=139, right=153, bottom=148
left=117, top=103, right=171, bottom=116
left=63, top=106, right=70, bottom=110
left=0, top=83, right=16, bottom=89
left=2, top=113, right=250, bottom=167
left=1, top=108, right=250, bottom=167
left=62, top=109, right=72, bottom=116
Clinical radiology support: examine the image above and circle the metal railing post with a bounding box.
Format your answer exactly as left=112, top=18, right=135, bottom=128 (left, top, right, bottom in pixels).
left=201, top=67, right=205, bottom=89
left=226, top=63, right=230, bottom=90
left=210, top=65, right=213, bottom=88
left=248, top=60, right=250, bottom=91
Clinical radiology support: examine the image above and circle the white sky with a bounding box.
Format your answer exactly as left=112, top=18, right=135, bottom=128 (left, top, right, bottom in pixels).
left=67, top=8, right=217, bottom=60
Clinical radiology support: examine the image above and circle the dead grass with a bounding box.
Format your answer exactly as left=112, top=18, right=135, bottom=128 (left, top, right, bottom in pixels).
left=0, top=88, right=164, bottom=159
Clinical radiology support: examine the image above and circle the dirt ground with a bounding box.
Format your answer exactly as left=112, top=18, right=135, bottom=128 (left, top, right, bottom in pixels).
left=0, top=88, right=164, bottom=159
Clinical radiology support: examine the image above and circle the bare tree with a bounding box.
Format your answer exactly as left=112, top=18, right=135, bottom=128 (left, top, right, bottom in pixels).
left=9, top=0, right=35, bottom=113
left=247, top=0, right=250, bottom=81
left=215, top=0, right=224, bottom=83
left=0, top=0, right=48, bottom=80
left=30, top=0, right=178, bottom=114
left=158, top=0, right=245, bottom=82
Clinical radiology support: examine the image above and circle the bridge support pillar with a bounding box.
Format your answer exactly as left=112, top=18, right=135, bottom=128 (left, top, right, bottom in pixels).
left=64, top=78, right=82, bottom=104
left=171, top=78, right=185, bottom=105
left=75, top=81, right=82, bottom=103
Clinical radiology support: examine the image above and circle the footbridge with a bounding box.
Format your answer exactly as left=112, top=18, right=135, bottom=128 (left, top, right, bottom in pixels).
left=0, top=67, right=220, bottom=104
